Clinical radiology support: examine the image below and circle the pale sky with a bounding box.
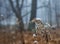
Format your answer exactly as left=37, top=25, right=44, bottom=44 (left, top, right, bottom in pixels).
left=0, top=0, right=59, bottom=25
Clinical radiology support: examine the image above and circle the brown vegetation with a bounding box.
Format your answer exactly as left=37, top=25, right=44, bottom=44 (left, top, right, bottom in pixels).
left=0, top=28, right=60, bottom=44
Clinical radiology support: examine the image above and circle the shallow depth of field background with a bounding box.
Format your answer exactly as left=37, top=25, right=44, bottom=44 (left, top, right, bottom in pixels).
left=0, top=0, right=60, bottom=44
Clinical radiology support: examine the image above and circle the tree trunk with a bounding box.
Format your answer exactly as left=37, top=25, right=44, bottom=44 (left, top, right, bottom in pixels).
left=9, top=0, right=25, bottom=44
left=55, top=1, right=59, bottom=27
left=48, top=0, right=52, bottom=26
left=28, top=0, right=37, bottom=31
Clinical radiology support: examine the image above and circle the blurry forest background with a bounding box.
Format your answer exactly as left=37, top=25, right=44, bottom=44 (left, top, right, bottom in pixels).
left=0, top=0, right=60, bottom=31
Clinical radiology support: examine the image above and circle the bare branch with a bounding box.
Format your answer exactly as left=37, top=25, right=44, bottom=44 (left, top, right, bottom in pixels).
left=22, top=4, right=31, bottom=8
left=20, top=0, right=24, bottom=9
left=22, top=5, right=48, bottom=9
left=22, top=5, right=49, bottom=18
left=16, top=0, right=20, bottom=11
left=22, top=11, right=31, bottom=18
left=9, top=0, right=21, bottom=19
left=9, top=0, right=17, bottom=13
left=37, top=5, right=48, bottom=9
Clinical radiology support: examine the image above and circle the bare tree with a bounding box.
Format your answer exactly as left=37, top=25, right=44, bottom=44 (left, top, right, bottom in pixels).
left=55, top=2, right=59, bottom=27
left=28, top=0, right=37, bottom=31
left=9, top=0, right=24, bottom=31
left=48, top=0, right=52, bottom=26
left=9, top=0, right=25, bottom=44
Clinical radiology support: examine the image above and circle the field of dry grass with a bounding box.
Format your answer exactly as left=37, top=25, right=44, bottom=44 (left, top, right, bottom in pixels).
left=0, top=28, right=60, bottom=44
